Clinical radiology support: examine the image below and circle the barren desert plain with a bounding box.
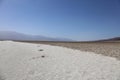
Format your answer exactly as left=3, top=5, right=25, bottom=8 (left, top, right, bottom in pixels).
left=21, top=41, right=120, bottom=60
left=0, top=41, right=120, bottom=80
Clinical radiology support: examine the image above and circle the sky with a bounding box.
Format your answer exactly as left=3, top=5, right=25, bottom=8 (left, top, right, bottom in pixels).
left=0, top=0, right=120, bottom=41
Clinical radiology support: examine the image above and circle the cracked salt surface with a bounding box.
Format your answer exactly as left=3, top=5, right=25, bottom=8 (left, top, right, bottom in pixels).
left=0, top=41, right=120, bottom=80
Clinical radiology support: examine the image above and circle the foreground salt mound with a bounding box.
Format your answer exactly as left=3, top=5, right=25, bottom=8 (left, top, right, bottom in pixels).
left=0, top=41, right=120, bottom=80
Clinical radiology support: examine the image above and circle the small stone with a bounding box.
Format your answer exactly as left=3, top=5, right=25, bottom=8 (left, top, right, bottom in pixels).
left=39, top=49, right=43, bottom=51
left=41, top=55, right=45, bottom=58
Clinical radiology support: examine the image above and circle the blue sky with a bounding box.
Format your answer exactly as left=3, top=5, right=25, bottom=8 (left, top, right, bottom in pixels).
left=0, top=0, right=120, bottom=41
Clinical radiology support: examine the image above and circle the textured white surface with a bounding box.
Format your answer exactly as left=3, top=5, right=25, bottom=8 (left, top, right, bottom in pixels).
left=0, top=41, right=120, bottom=80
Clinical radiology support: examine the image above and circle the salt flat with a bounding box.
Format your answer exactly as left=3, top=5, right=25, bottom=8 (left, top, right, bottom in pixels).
left=0, top=41, right=120, bottom=80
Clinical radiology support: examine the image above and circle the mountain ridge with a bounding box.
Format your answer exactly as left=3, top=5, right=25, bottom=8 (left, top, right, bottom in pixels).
left=95, top=37, right=120, bottom=42
left=0, top=31, right=73, bottom=41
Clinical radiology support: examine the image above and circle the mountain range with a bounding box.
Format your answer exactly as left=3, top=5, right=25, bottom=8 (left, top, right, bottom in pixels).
left=97, top=37, right=120, bottom=42
left=0, top=31, right=73, bottom=41
left=0, top=31, right=120, bottom=42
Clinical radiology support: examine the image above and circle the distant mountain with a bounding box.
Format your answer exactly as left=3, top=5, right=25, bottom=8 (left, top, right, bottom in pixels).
left=0, top=31, right=73, bottom=41
left=97, top=37, right=120, bottom=42
left=108, top=37, right=120, bottom=41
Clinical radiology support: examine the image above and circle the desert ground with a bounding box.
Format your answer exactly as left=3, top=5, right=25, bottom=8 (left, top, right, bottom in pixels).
left=0, top=41, right=120, bottom=80
left=20, top=41, right=120, bottom=60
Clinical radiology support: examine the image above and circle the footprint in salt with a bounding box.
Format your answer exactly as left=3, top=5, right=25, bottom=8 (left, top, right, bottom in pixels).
left=64, top=70, right=73, bottom=80
left=31, top=56, right=40, bottom=60
left=29, top=55, right=46, bottom=61
left=28, top=70, right=36, bottom=75
left=38, top=48, right=44, bottom=51
left=71, top=71, right=82, bottom=80
left=41, top=55, right=45, bottom=58
left=37, top=45, right=41, bottom=47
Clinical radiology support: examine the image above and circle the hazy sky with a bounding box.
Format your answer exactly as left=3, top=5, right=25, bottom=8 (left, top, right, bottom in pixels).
left=0, top=0, right=120, bottom=41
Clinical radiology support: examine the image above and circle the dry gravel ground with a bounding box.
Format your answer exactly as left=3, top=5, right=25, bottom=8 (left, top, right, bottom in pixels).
left=0, top=41, right=120, bottom=80
left=21, top=41, right=120, bottom=60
